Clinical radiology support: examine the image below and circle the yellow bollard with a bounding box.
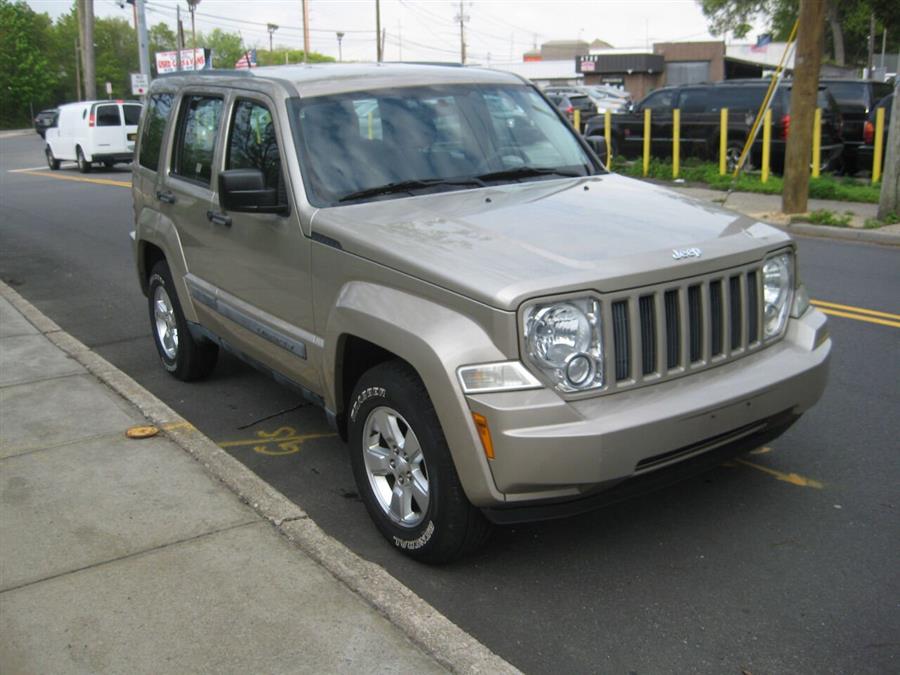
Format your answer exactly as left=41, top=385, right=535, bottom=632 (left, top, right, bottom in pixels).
left=761, top=109, right=772, bottom=184
left=812, top=107, right=822, bottom=178
left=604, top=110, right=612, bottom=167
left=872, top=107, right=885, bottom=183
left=367, top=111, right=374, bottom=140
left=574, top=108, right=581, bottom=134
left=673, top=108, right=680, bottom=178
left=719, top=108, right=728, bottom=175
left=643, top=108, right=651, bottom=177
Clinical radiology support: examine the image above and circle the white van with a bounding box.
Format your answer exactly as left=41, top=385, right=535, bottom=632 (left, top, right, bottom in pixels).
left=45, top=100, right=143, bottom=173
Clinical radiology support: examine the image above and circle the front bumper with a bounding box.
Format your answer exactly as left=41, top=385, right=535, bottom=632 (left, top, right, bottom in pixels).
left=465, top=308, right=830, bottom=511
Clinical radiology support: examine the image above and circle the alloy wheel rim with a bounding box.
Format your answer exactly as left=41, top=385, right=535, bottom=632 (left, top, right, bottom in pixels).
left=152, top=285, right=178, bottom=360
left=362, top=406, right=429, bottom=528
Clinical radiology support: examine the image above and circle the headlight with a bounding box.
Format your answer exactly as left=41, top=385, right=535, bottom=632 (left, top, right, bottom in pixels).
left=523, top=297, right=603, bottom=392
left=762, top=252, right=794, bottom=339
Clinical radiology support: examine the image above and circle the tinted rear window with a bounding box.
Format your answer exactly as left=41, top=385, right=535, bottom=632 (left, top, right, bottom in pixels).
left=123, top=104, right=142, bottom=125
left=96, top=105, right=121, bottom=126
left=705, top=87, right=766, bottom=112
left=138, top=94, right=173, bottom=172
left=823, top=81, right=865, bottom=106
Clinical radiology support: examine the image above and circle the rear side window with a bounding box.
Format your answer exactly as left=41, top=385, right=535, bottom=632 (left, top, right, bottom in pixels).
left=641, top=90, right=675, bottom=111
left=226, top=100, right=283, bottom=191
left=123, top=104, right=142, bottom=126
left=678, top=88, right=709, bottom=113
left=172, top=95, right=223, bottom=185
left=96, top=105, right=121, bottom=126
left=138, top=93, right=173, bottom=171
left=706, top=87, right=766, bottom=112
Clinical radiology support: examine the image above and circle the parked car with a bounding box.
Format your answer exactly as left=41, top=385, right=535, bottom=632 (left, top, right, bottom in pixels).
left=584, top=80, right=844, bottom=173
left=820, top=79, right=893, bottom=173
left=132, top=64, right=830, bottom=563
left=44, top=99, right=143, bottom=172
left=857, top=91, right=894, bottom=173
left=33, top=108, right=58, bottom=138
left=545, top=92, right=596, bottom=130
left=546, top=85, right=631, bottom=112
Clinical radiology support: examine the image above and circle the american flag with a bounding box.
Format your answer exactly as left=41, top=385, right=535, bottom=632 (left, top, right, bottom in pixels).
left=235, top=49, right=257, bottom=69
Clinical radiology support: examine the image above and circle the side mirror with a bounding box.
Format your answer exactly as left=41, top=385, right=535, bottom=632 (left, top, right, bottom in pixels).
left=626, top=102, right=635, bottom=113
left=219, top=168, right=288, bottom=215
left=587, top=136, right=610, bottom=166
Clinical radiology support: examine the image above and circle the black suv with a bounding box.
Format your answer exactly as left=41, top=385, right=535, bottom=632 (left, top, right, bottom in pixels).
left=820, top=79, right=894, bottom=173
left=584, top=80, right=844, bottom=173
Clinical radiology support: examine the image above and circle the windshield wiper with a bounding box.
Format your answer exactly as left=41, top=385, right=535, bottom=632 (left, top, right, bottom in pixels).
left=475, top=166, right=586, bottom=183
left=338, top=177, right=485, bottom=203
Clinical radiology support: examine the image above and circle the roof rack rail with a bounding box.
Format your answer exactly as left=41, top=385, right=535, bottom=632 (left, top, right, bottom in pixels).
left=156, top=69, right=254, bottom=78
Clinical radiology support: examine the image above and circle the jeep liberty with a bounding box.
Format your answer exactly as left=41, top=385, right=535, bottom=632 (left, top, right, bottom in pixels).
left=132, top=64, right=830, bottom=563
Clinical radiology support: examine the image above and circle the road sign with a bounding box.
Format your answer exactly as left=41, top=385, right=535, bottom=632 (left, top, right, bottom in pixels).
left=131, top=73, right=149, bottom=96
left=105, top=81, right=113, bottom=97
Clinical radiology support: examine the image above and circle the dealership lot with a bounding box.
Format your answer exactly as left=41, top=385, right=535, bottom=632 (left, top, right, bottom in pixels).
left=1, top=134, right=898, bottom=673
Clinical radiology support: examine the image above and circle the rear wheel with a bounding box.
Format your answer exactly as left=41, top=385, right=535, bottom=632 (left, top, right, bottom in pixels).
left=147, top=260, right=218, bottom=381
left=724, top=140, right=753, bottom=173
left=45, top=146, right=60, bottom=170
left=76, top=147, right=91, bottom=173
left=348, top=361, right=491, bottom=563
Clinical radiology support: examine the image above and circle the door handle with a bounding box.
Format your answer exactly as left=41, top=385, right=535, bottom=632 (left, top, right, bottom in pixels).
left=206, top=210, right=232, bottom=227
left=156, top=190, right=176, bottom=204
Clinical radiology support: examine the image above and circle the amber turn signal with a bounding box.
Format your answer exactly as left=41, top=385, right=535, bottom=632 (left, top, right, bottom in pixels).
left=472, top=412, right=494, bottom=460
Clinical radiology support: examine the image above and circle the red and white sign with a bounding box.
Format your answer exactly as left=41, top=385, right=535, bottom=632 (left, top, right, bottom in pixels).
left=155, top=48, right=208, bottom=74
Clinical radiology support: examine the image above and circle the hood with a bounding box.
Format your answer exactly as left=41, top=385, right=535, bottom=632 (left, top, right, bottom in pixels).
left=311, top=174, right=790, bottom=311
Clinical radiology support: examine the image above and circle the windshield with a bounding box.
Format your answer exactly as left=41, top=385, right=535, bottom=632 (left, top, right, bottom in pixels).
left=288, top=83, right=598, bottom=206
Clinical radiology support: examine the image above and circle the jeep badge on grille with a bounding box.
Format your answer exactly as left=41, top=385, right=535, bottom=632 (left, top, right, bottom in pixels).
left=672, top=247, right=702, bottom=260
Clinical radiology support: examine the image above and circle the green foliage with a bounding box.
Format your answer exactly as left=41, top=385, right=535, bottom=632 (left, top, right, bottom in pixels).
left=203, top=28, right=244, bottom=69
left=789, top=209, right=852, bottom=226
left=616, top=158, right=881, bottom=203
left=697, top=0, right=776, bottom=38
left=0, top=0, right=57, bottom=127
left=863, top=211, right=900, bottom=229
left=256, top=49, right=335, bottom=66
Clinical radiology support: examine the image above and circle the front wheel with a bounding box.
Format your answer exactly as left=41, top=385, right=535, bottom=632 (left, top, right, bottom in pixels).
left=147, top=260, right=218, bottom=381
left=348, top=361, right=491, bottom=563
left=45, top=146, right=60, bottom=170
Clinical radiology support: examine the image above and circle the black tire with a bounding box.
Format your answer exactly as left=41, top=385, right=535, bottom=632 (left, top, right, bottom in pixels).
left=348, top=361, right=491, bottom=563
left=724, top=140, right=753, bottom=173
left=45, top=146, right=60, bottom=171
left=76, top=147, right=91, bottom=173
left=147, top=260, right=218, bottom=381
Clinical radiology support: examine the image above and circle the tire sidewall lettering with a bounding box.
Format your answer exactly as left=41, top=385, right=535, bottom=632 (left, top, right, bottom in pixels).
left=350, top=386, right=387, bottom=422
left=392, top=520, right=435, bottom=551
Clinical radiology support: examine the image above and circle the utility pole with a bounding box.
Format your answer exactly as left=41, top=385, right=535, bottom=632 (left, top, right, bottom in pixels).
left=267, top=23, right=279, bottom=52
left=375, top=0, right=382, bottom=62
left=877, top=80, right=900, bottom=219
left=134, top=0, right=151, bottom=86
left=187, top=0, right=200, bottom=70
left=782, top=0, right=825, bottom=214
left=336, top=32, right=344, bottom=62
left=74, top=38, right=82, bottom=101
left=301, top=0, right=310, bottom=62
left=455, top=1, right=468, bottom=64
left=177, top=4, right=185, bottom=71
left=79, top=0, right=97, bottom=99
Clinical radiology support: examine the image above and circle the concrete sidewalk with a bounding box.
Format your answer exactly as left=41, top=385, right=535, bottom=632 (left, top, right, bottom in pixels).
left=668, top=185, right=900, bottom=244
left=0, top=288, right=513, bottom=674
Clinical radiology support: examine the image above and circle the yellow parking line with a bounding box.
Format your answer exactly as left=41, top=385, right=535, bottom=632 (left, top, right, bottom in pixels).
left=735, top=458, right=824, bottom=489
left=811, top=299, right=900, bottom=321
left=8, top=169, right=131, bottom=188
left=814, top=307, right=900, bottom=329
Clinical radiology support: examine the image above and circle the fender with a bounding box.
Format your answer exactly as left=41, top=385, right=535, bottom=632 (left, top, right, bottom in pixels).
left=134, top=207, right=197, bottom=323
left=323, top=281, right=511, bottom=506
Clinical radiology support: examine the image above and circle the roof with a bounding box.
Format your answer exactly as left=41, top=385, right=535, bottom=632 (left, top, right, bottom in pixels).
left=158, top=63, right=522, bottom=97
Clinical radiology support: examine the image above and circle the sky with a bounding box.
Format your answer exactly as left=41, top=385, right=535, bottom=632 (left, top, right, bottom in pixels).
left=26, top=0, right=768, bottom=65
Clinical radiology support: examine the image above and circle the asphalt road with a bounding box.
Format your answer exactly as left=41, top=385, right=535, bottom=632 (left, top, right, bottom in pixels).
left=2, top=133, right=898, bottom=674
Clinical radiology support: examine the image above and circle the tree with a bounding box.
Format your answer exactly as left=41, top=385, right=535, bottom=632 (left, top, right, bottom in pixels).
left=203, top=28, right=244, bottom=69
left=0, top=0, right=57, bottom=127
left=93, top=17, right=139, bottom=99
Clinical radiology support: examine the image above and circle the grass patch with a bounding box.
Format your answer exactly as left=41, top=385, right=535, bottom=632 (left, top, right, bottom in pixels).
left=615, top=158, right=880, bottom=203
left=789, top=210, right=852, bottom=227
left=863, top=211, right=900, bottom=229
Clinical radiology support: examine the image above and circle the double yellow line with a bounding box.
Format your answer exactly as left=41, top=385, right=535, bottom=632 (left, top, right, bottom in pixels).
left=811, top=299, right=900, bottom=328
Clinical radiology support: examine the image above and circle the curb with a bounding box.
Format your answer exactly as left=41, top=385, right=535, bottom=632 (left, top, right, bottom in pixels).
left=772, top=221, right=900, bottom=246
left=0, top=129, right=34, bottom=139
left=0, top=281, right=520, bottom=675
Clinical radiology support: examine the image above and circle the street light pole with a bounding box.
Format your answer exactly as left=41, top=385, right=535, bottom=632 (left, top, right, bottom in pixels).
left=267, top=23, right=279, bottom=52
left=336, top=32, right=344, bottom=62
left=134, top=0, right=151, bottom=87
left=186, top=0, right=201, bottom=70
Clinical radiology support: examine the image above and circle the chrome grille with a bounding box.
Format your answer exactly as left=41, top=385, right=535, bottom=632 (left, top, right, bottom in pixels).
left=600, top=264, right=764, bottom=394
